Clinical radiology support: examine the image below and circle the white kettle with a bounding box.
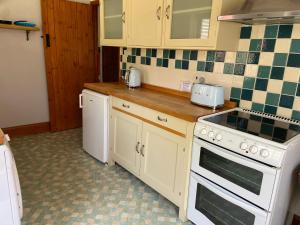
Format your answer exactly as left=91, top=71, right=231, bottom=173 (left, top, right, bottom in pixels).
left=125, top=67, right=142, bottom=88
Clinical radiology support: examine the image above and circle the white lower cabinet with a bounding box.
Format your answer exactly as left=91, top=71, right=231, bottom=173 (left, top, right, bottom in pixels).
left=110, top=105, right=194, bottom=221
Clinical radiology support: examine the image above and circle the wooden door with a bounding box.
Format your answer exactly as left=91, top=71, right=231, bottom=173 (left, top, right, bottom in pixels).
left=127, top=0, right=163, bottom=47
left=41, top=0, right=99, bottom=131
left=111, top=110, right=142, bottom=177
left=140, top=122, right=185, bottom=205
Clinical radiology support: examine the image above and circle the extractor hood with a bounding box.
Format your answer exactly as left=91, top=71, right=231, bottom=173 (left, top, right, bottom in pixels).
left=218, top=0, right=300, bottom=24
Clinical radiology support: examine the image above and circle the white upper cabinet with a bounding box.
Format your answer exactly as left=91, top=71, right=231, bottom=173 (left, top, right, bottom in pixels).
left=99, top=0, right=243, bottom=50
left=127, top=0, right=164, bottom=47
left=100, top=0, right=127, bottom=46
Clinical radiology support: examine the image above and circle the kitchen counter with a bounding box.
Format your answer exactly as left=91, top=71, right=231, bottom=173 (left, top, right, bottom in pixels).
left=0, top=129, right=4, bottom=145
left=84, top=82, right=235, bottom=122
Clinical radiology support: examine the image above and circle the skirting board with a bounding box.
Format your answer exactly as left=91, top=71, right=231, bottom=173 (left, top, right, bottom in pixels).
left=2, top=122, right=50, bottom=138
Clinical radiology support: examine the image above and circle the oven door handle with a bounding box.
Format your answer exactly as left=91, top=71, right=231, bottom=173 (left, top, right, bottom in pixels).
left=191, top=172, right=268, bottom=217
left=193, top=138, right=277, bottom=175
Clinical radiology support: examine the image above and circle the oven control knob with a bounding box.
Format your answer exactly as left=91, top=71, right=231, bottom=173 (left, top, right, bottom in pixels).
left=240, top=142, right=248, bottom=150
left=260, top=149, right=270, bottom=158
left=208, top=131, right=215, bottom=139
left=249, top=145, right=259, bottom=154
left=201, top=129, right=208, bottom=135
left=216, top=134, right=222, bottom=141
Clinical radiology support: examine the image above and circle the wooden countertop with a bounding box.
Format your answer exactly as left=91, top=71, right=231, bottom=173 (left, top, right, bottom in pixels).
left=0, top=129, right=4, bottom=145
left=84, top=82, right=235, bottom=122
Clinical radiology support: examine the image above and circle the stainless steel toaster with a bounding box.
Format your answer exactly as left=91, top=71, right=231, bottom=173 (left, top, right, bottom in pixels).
left=191, top=83, right=224, bottom=109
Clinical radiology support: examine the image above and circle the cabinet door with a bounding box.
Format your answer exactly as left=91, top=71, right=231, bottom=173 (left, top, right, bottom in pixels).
left=127, top=0, right=164, bottom=47
left=163, top=0, right=220, bottom=48
left=140, top=122, right=186, bottom=205
left=111, top=110, right=142, bottom=176
left=100, top=0, right=127, bottom=46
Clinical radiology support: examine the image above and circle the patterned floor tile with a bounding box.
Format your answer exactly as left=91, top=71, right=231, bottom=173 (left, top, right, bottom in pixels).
left=10, top=129, right=193, bottom=225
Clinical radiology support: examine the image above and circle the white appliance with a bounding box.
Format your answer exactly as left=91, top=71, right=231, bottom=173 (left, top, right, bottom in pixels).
left=187, top=108, right=300, bottom=225
left=80, top=89, right=109, bottom=163
left=191, top=83, right=224, bottom=110
left=0, top=135, right=23, bottom=225
left=125, top=67, right=142, bottom=88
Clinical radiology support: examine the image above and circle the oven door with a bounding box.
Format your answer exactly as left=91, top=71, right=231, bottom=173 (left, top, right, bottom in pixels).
left=188, top=172, right=270, bottom=225
left=191, top=138, right=278, bottom=210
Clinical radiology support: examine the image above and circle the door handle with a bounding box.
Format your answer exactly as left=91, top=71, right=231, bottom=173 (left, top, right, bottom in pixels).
left=140, top=145, right=145, bottom=157
left=165, top=5, right=171, bottom=19
left=156, top=6, right=162, bottom=20
left=136, top=142, right=140, bottom=153
left=79, top=94, right=83, bottom=108
left=45, top=33, right=51, bottom=48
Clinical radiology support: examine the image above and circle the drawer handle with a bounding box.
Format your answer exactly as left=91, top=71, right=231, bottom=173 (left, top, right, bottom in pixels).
left=157, top=116, right=168, bottom=122
left=136, top=142, right=140, bottom=154
left=140, top=145, right=145, bottom=157
left=122, top=103, right=130, bottom=109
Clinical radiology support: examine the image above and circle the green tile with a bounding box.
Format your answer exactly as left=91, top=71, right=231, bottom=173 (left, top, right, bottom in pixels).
left=258, top=66, right=271, bottom=78
left=190, top=50, right=198, bottom=60
left=182, top=60, right=189, bottom=70
left=287, top=54, right=300, bottom=68
left=264, top=25, right=279, bottom=38
left=151, top=49, right=157, bottom=57
left=223, top=63, right=234, bottom=74
left=163, top=49, right=170, bottom=58
left=264, top=105, right=277, bottom=115
left=241, top=89, right=253, bottom=101
left=240, top=26, right=252, bottom=39
left=197, top=61, right=205, bottom=71
left=261, top=123, right=274, bottom=135
left=290, top=39, right=300, bottom=53
left=278, top=25, right=293, bottom=38
left=273, top=53, right=288, bottom=66
left=247, top=52, right=260, bottom=64
left=282, top=81, right=297, bottom=95
left=156, top=58, right=163, bottom=67
left=169, top=50, right=176, bottom=59
left=297, top=84, right=300, bottom=96
left=252, top=103, right=264, bottom=112
left=141, top=56, right=146, bottom=64
left=162, top=58, right=169, bottom=68
left=249, top=39, right=262, bottom=52
left=215, top=51, right=226, bottom=62
left=206, top=51, right=215, bottom=61
left=236, top=52, right=248, bottom=64
left=205, top=62, right=214, bottom=72
left=292, top=111, right=300, bottom=120
left=183, top=50, right=190, bottom=60
left=234, top=64, right=246, bottom=75
left=243, top=77, right=255, bottom=89
left=175, top=60, right=182, bottom=69
left=279, top=95, right=294, bottom=109
left=266, top=93, right=280, bottom=106
left=146, top=49, right=152, bottom=57
left=262, top=39, right=276, bottom=52
left=231, top=87, right=242, bottom=99
left=270, top=67, right=285, bottom=80
left=255, top=78, right=268, bottom=91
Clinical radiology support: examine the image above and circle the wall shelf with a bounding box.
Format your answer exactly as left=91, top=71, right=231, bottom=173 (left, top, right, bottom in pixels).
left=0, top=24, right=40, bottom=41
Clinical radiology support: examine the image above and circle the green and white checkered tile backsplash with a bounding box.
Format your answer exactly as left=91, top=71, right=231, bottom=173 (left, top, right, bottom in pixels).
left=120, top=24, right=300, bottom=121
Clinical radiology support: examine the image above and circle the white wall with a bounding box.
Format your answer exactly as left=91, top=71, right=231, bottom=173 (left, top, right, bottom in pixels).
left=0, top=0, right=49, bottom=128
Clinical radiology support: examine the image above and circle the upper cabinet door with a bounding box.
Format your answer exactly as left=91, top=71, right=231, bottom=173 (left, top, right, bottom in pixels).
left=100, top=0, right=127, bottom=46
left=127, top=0, right=164, bottom=47
left=163, top=0, right=220, bottom=48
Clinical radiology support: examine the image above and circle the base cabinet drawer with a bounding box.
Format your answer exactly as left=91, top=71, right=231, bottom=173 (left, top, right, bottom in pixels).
left=112, top=97, right=188, bottom=136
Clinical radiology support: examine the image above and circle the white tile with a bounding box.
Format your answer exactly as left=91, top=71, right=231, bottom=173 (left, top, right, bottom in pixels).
left=252, top=90, right=267, bottom=104
left=189, top=60, right=198, bottom=71
left=267, top=79, right=283, bottom=93
left=240, top=100, right=252, bottom=110
left=157, top=49, right=163, bottom=58
left=232, top=75, right=244, bottom=88
left=214, top=62, right=224, bottom=74
left=251, top=25, right=266, bottom=39
left=238, top=39, right=250, bottom=51
left=225, top=52, right=236, bottom=63
left=277, top=107, right=293, bottom=119
left=292, top=24, right=300, bottom=39
left=259, top=52, right=274, bottom=66
left=275, top=39, right=291, bottom=53
left=141, top=48, right=146, bottom=56
left=197, top=51, right=207, bottom=61
left=284, top=67, right=300, bottom=82
left=169, top=59, right=175, bottom=69
left=293, top=97, right=300, bottom=109
left=245, top=65, right=258, bottom=77
left=176, top=50, right=183, bottom=60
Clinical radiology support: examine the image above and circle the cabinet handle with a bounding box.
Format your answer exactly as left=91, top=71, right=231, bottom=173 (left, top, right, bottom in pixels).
left=156, top=6, right=162, bottom=20
left=122, top=11, right=126, bottom=23
left=79, top=94, right=83, bottom=108
left=140, top=145, right=145, bottom=157
left=165, top=5, right=171, bottom=19
left=157, top=116, right=168, bottom=122
left=122, top=103, right=130, bottom=109
left=136, top=142, right=140, bottom=154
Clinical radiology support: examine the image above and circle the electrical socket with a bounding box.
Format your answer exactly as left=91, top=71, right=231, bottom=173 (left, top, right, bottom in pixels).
left=180, top=81, right=192, bottom=92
